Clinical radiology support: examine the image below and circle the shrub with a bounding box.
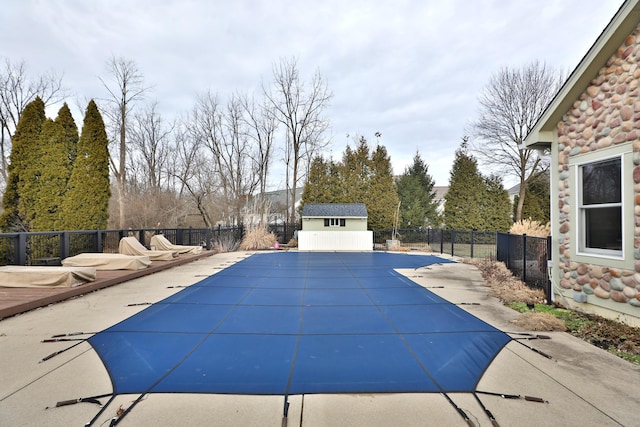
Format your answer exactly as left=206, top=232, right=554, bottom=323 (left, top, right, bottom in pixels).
left=240, top=226, right=277, bottom=250
left=509, top=219, right=550, bottom=237
left=212, top=233, right=240, bottom=253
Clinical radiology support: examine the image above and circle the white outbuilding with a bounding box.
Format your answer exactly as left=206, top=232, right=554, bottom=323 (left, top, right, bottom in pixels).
left=298, top=203, right=373, bottom=251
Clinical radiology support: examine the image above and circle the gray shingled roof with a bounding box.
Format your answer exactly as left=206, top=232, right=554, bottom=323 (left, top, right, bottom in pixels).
left=301, top=203, right=368, bottom=218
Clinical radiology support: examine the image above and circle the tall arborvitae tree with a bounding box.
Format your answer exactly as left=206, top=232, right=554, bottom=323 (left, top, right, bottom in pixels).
left=60, top=100, right=111, bottom=230
left=0, top=97, right=46, bottom=231
left=340, top=137, right=371, bottom=202
left=443, top=140, right=485, bottom=230
left=481, top=174, right=512, bottom=231
left=366, top=144, right=399, bottom=230
left=300, top=156, right=336, bottom=211
left=55, top=103, right=79, bottom=176
left=31, top=119, right=70, bottom=231
left=300, top=136, right=399, bottom=229
left=396, top=152, right=437, bottom=228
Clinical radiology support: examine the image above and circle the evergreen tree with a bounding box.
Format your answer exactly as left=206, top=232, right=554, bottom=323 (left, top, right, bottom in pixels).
left=367, top=144, right=399, bottom=230
left=301, top=156, right=328, bottom=205
left=340, top=137, right=371, bottom=203
left=481, top=174, right=512, bottom=231
left=0, top=97, right=46, bottom=231
left=59, top=100, right=111, bottom=230
left=55, top=103, right=79, bottom=177
left=300, top=156, right=332, bottom=211
left=31, top=119, right=69, bottom=231
left=396, top=152, right=437, bottom=227
left=443, top=140, right=484, bottom=229
left=514, top=171, right=550, bottom=223
left=299, top=136, right=399, bottom=229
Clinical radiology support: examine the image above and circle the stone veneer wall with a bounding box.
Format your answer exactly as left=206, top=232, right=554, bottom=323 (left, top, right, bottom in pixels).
left=556, top=24, right=640, bottom=309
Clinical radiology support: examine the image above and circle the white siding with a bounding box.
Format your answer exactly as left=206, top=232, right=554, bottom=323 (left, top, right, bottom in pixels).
left=298, top=230, right=373, bottom=251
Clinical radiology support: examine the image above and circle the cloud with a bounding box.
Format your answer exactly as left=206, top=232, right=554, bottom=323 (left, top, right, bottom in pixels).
left=1, top=0, right=624, bottom=187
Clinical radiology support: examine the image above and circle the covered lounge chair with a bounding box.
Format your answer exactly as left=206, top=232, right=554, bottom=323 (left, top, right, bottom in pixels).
left=118, top=237, right=178, bottom=261
left=0, top=266, right=96, bottom=288
left=62, top=253, right=151, bottom=270
left=149, top=234, right=202, bottom=255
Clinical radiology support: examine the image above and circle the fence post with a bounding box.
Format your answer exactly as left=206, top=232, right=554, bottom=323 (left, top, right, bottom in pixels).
left=440, top=229, right=444, bottom=254
left=470, top=230, right=475, bottom=258
left=60, top=232, right=70, bottom=260
left=521, top=233, right=527, bottom=283
left=451, top=229, right=455, bottom=256
left=96, top=230, right=103, bottom=252
left=16, top=233, right=27, bottom=266
left=206, top=228, right=212, bottom=250
left=546, top=235, right=552, bottom=305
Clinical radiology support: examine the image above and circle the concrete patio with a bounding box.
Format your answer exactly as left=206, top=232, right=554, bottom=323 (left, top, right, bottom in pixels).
left=1, top=251, right=638, bottom=426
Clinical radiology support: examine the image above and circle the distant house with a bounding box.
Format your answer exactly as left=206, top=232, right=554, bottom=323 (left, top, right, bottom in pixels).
left=524, top=0, right=640, bottom=325
left=432, top=186, right=448, bottom=214
left=298, top=203, right=373, bottom=251
left=242, top=187, right=303, bottom=226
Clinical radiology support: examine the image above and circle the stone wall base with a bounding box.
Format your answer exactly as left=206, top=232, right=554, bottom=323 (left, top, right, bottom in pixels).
left=556, top=290, right=640, bottom=328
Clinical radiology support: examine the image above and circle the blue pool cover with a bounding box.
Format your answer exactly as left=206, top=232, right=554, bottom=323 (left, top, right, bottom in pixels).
left=89, top=252, right=511, bottom=396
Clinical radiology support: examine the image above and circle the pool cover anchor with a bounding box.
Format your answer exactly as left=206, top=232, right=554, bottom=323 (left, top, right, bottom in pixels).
left=514, top=340, right=554, bottom=360
left=470, top=391, right=549, bottom=427
left=39, top=341, right=85, bottom=363
left=476, top=390, right=549, bottom=404
left=45, top=392, right=114, bottom=411
left=441, top=392, right=476, bottom=426
left=51, top=331, right=96, bottom=338
left=473, top=393, right=500, bottom=427
left=281, top=398, right=290, bottom=427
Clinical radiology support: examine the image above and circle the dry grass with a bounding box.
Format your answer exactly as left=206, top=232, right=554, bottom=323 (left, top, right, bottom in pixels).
left=468, top=258, right=545, bottom=305
left=212, top=234, right=240, bottom=253
left=239, top=227, right=277, bottom=250
left=512, top=312, right=568, bottom=331
left=287, top=238, right=298, bottom=248
left=470, top=258, right=640, bottom=362
left=509, top=219, right=550, bottom=237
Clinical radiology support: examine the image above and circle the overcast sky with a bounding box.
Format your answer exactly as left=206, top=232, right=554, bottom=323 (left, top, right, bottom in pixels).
left=1, top=0, right=625, bottom=189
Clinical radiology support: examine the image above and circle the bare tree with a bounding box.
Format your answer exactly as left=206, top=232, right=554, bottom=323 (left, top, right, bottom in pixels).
left=264, top=57, right=332, bottom=223
left=188, top=91, right=258, bottom=225
left=0, top=58, right=66, bottom=189
left=129, top=101, right=173, bottom=193
left=99, top=56, right=149, bottom=228
left=470, top=60, right=564, bottom=222
left=172, top=121, right=218, bottom=228
left=240, top=92, right=277, bottom=225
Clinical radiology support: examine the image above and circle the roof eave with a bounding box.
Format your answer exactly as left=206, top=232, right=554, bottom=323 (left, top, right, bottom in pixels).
left=524, top=0, right=640, bottom=148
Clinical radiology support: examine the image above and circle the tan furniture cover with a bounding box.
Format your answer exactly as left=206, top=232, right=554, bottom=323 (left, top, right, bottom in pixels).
left=0, top=266, right=96, bottom=288
left=118, top=237, right=177, bottom=261
left=150, top=234, right=202, bottom=255
left=62, top=253, right=151, bottom=270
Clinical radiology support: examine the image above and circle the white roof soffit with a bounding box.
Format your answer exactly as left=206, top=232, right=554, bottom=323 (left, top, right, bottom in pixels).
left=524, top=0, right=640, bottom=149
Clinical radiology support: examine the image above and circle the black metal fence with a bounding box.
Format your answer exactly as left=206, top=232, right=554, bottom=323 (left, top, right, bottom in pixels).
left=1, top=225, right=550, bottom=302
left=496, top=232, right=551, bottom=302
left=373, top=228, right=498, bottom=258
left=268, top=222, right=301, bottom=243
left=373, top=228, right=551, bottom=302
left=0, top=226, right=243, bottom=266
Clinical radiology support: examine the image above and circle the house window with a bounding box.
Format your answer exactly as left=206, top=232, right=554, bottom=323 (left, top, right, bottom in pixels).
left=324, top=218, right=346, bottom=227
left=578, top=157, right=622, bottom=256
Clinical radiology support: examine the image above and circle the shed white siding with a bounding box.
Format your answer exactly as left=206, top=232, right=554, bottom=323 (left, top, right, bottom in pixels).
left=298, top=230, right=373, bottom=251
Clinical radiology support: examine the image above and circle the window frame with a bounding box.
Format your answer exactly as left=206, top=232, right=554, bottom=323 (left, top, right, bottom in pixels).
left=324, top=218, right=346, bottom=227
left=575, top=154, right=624, bottom=259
